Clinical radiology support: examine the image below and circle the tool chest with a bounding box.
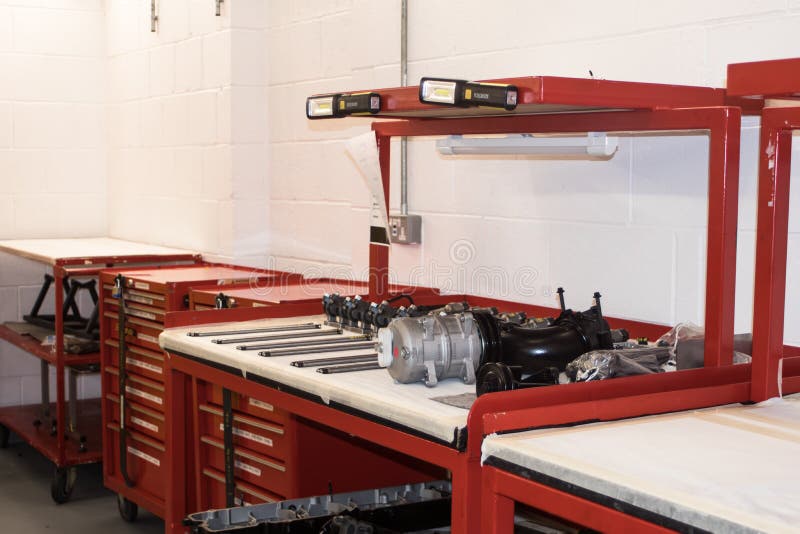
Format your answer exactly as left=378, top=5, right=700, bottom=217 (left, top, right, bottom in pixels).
left=99, top=264, right=294, bottom=521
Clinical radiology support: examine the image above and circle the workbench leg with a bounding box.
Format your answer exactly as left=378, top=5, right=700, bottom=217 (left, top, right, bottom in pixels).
left=752, top=113, right=793, bottom=401
left=481, top=468, right=514, bottom=534
left=450, top=457, right=482, bottom=534
left=54, top=271, right=67, bottom=466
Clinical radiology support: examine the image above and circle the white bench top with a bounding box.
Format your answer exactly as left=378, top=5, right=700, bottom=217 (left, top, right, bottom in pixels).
left=482, top=395, right=800, bottom=533
left=160, top=315, right=474, bottom=447
left=0, top=237, right=195, bottom=265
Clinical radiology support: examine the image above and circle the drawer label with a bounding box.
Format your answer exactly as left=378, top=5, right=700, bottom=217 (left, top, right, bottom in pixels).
left=220, top=424, right=273, bottom=448
left=127, top=446, right=160, bottom=467
left=248, top=398, right=274, bottom=412
left=127, top=357, right=163, bottom=375
left=134, top=282, right=150, bottom=290
left=138, top=334, right=159, bottom=345
left=125, top=386, right=163, bottom=405
left=127, top=309, right=157, bottom=321
left=131, top=416, right=159, bottom=434
left=235, top=460, right=261, bottom=477
left=128, top=294, right=154, bottom=305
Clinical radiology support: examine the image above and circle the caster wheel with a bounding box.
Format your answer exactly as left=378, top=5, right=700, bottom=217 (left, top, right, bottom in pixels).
left=0, top=424, right=9, bottom=448
left=51, top=467, right=77, bottom=504
left=117, top=494, right=138, bottom=522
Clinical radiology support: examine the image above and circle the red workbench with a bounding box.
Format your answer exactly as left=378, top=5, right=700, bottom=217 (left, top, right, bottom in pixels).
left=472, top=61, right=800, bottom=532
left=0, top=238, right=198, bottom=503
left=149, top=74, right=754, bottom=534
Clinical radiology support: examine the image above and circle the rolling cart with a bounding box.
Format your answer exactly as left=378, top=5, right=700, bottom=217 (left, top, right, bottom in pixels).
left=0, top=238, right=197, bottom=503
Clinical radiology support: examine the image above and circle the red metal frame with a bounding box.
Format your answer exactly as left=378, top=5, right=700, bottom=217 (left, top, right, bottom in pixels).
left=727, top=58, right=800, bottom=401
left=370, top=107, right=742, bottom=371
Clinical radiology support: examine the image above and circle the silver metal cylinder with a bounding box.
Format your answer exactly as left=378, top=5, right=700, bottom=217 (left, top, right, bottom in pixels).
left=378, top=312, right=483, bottom=387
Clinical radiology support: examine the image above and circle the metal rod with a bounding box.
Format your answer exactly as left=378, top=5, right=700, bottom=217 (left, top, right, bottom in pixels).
left=247, top=335, right=373, bottom=352
left=187, top=323, right=320, bottom=337
left=399, top=0, right=409, bottom=215
left=262, top=342, right=377, bottom=357
left=212, top=328, right=339, bottom=345
left=68, top=368, right=77, bottom=432
left=316, top=362, right=382, bottom=374
left=292, top=354, right=377, bottom=368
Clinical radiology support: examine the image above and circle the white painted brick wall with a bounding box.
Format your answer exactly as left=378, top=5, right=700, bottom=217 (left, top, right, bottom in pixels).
left=265, top=1, right=800, bottom=346
left=0, top=0, right=106, bottom=407
left=105, top=0, right=269, bottom=263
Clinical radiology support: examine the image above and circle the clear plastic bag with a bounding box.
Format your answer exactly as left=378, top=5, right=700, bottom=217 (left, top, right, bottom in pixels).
left=565, top=346, right=671, bottom=382
left=657, top=323, right=753, bottom=370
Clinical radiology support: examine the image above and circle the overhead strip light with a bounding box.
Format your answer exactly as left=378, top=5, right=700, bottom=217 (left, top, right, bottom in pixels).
left=419, top=77, right=518, bottom=110
left=306, top=92, right=381, bottom=119
left=436, top=133, right=618, bottom=158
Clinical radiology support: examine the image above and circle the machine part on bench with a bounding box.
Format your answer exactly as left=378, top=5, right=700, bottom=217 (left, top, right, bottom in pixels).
left=476, top=363, right=561, bottom=396
left=376, top=310, right=486, bottom=387
left=186, top=323, right=320, bottom=337
left=262, top=341, right=377, bottom=358
left=117, top=494, right=139, bottom=522
left=379, top=289, right=630, bottom=391
left=317, top=361, right=382, bottom=374
left=246, top=334, right=373, bottom=352
left=212, top=328, right=341, bottom=345
left=184, top=480, right=452, bottom=534
left=291, top=354, right=379, bottom=368
left=51, top=466, right=77, bottom=504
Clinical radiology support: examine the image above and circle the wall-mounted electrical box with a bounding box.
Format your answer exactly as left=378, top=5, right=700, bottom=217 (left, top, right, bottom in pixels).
left=389, top=214, right=422, bottom=244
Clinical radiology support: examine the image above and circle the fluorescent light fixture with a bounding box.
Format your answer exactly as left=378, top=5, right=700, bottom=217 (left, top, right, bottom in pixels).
left=436, top=133, right=618, bottom=158
left=306, top=92, right=381, bottom=119
left=420, top=77, right=518, bottom=110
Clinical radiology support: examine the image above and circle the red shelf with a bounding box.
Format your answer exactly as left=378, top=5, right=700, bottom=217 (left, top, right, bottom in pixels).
left=0, top=399, right=102, bottom=466
left=0, top=324, right=100, bottom=367
left=312, top=75, right=725, bottom=118
left=727, top=57, right=800, bottom=99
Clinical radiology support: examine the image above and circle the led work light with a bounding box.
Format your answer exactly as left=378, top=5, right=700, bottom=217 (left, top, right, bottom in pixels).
left=419, top=77, right=518, bottom=110
left=306, top=92, right=381, bottom=119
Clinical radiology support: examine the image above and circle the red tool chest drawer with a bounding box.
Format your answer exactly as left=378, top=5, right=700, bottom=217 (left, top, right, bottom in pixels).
left=107, top=394, right=166, bottom=442
left=201, top=435, right=290, bottom=497
left=107, top=423, right=166, bottom=501
left=201, top=467, right=282, bottom=506
left=106, top=312, right=164, bottom=352
left=105, top=366, right=165, bottom=413
left=105, top=341, right=165, bottom=383
left=198, top=403, right=288, bottom=460
left=203, top=382, right=288, bottom=424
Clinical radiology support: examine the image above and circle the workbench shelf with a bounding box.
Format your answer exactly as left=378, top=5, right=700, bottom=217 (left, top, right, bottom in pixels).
left=0, top=238, right=198, bottom=504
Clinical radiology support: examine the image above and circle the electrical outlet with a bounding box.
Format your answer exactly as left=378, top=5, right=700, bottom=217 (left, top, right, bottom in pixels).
left=389, top=214, right=422, bottom=244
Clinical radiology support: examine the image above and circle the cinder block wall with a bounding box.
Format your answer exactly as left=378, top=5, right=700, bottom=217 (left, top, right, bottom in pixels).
left=265, top=0, right=800, bottom=344
left=0, top=1, right=106, bottom=407
left=104, top=0, right=270, bottom=265
left=0, top=0, right=106, bottom=238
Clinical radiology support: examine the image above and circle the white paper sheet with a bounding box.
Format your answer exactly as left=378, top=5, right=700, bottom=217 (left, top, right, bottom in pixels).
left=345, top=131, right=391, bottom=246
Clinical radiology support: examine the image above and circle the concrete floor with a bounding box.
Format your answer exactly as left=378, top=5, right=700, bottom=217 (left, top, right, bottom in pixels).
left=0, top=438, right=163, bottom=534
